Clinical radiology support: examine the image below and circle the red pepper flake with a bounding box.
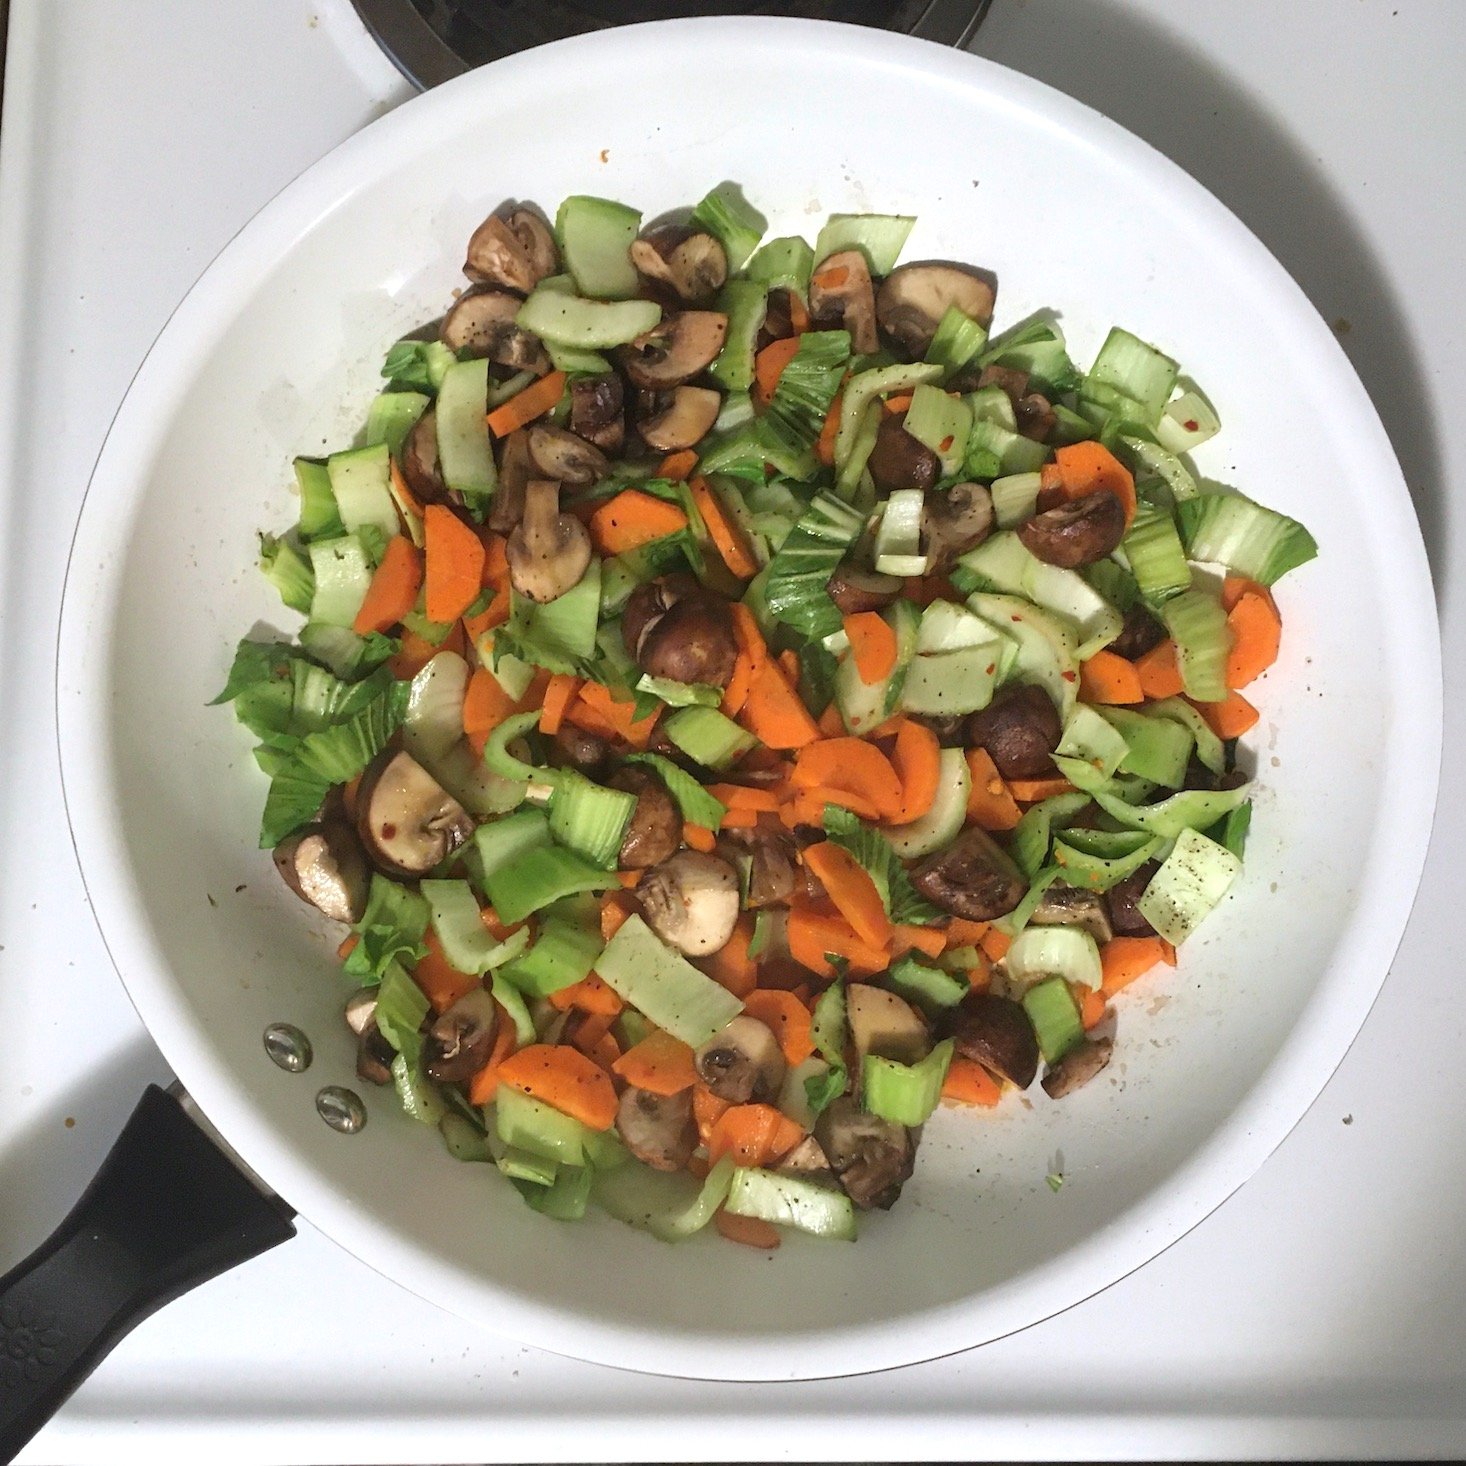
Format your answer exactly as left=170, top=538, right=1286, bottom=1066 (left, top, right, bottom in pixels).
left=939, top=435, right=954, bottom=452
left=599, top=148, right=610, bottom=163
left=1183, top=418, right=1199, bottom=432
left=1062, top=670, right=1078, bottom=682
left=986, top=664, right=996, bottom=675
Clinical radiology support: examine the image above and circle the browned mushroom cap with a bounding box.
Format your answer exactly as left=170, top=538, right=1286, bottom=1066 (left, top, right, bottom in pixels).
left=910, top=825, right=1027, bottom=921
left=609, top=765, right=682, bottom=871
left=1042, top=1034, right=1114, bottom=1098
left=422, top=987, right=498, bottom=1083
left=1017, top=490, right=1127, bottom=569
left=440, top=289, right=550, bottom=373
left=694, top=1015, right=786, bottom=1104
left=401, top=408, right=448, bottom=506
left=846, top=983, right=931, bottom=1065
left=639, top=850, right=741, bottom=956
left=616, top=1085, right=698, bottom=1171
left=527, top=423, right=608, bottom=485
left=487, top=427, right=533, bottom=535
left=1032, top=883, right=1113, bottom=944
left=809, top=249, right=878, bottom=355
left=947, top=991, right=1039, bottom=1089
left=620, top=311, right=728, bottom=390
left=1106, top=859, right=1160, bottom=937
left=506, top=480, right=592, bottom=603
left=967, top=684, right=1063, bottom=780
left=628, top=225, right=729, bottom=305
left=825, top=563, right=902, bottom=615
left=923, top=482, right=995, bottom=572
left=569, top=372, right=625, bottom=456
left=867, top=415, right=939, bottom=493
left=549, top=723, right=611, bottom=777
left=638, top=385, right=722, bottom=452
left=273, top=821, right=369, bottom=923
left=636, top=593, right=740, bottom=689
left=356, top=750, right=474, bottom=878
left=876, top=263, right=995, bottom=357
left=464, top=209, right=558, bottom=294
left=718, top=825, right=797, bottom=908
left=814, top=1096, right=915, bottom=1210
left=1108, top=604, right=1166, bottom=661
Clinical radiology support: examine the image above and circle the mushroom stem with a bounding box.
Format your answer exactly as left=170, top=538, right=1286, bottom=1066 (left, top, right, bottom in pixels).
left=506, top=480, right=593, bottom=603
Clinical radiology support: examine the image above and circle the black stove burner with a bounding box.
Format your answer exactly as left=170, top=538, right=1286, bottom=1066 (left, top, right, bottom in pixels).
left=352, top=0, right=989, bottom=90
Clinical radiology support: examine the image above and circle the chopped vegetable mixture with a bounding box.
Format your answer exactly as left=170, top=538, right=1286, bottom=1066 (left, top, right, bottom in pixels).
left=220, top=184, right=1316, bottom=1245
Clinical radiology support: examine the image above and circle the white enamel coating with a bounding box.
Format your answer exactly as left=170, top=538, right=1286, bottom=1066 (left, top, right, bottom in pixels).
left=55, top=18, right=1439, bottom=1380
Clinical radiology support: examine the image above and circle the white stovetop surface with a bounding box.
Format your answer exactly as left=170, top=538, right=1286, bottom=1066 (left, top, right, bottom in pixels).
left=2, top=1, right=1461, bottom=1459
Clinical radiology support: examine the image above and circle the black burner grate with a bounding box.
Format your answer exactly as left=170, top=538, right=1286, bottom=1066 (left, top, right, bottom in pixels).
left=352, top=0, right=989, bottom=89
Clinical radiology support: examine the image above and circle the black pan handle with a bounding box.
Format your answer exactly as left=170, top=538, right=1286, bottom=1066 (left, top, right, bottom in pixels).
left=0, top=1085, right=296, bottom=1463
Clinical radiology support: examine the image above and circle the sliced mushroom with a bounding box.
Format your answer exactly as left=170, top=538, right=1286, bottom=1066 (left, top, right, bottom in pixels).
left=1107, top=859, right=1160, bottom=938
left=609, top=765, right=682, bottom=871
left=718, top=825, right=797, bottom=908
left=621, top=574, right=697, bottom=661
left=846, top=983, right=931, bottom=1065
left=876, top=262, right=996, bottom=357
left=967, top=684, right=1062, bottom=780
left=946, top=991, right=1039, bottom=1089
left=923, top=482, right=995, bottom=572
left=976, top=364, right=1031, bottom=400
left=1042, top=1034, right=1114, bottom=1098
left=344, top=988, right=379, bottom=1036
left=1109, top=604, right=1166, bottom=661
left=527, top=423, right=608, bottom=486
left=867, top=415, right=939, bottom=492
left=569, top=373, right=625, bottom=456
left=620, top=311, right=728, bottom=390
left=273, top=821, right=369, bottom=924
left=694, top=1014, right=786, bottom=1104
left=356, top=1022, right=395, bottom=1086
left=814, top=1096, right=915, bottom=1211
left=777, top=1135, right=838, bottom=1190
left=910, top=825, right=1027, bottom=921
left=1017, top=490, right=1127, bottom=569
left=464, top=209, right=558, bottom=294
left=639, top=850, right=741, bottom=956
left=809, top=249, right=878, bottom=355
left=634, top=590, right=739, bottom=689
left=422, top=986, right=498, bottom=1083
left=628, top=226, right=729, bottom=304
left=506, top=479, right=592, bottom=603
left=825, top=562, right=902, bottom=615
left=487, top=427, right=532, bottom=535
left=1032, top=882, right=1114, bottom=945
left=549, top=723, right=611, bottom=777
left=355, top=750, right=474, bottom=878
left=440, top=289, right=550, bottom=373
left=1015, top=393, right=1056, bottom=443
left=759, top=288, right=794, bottom=345
left=616, top=1085, right=698, bottom=1171
left=401, top=408, right=447, bottom=506
left=638, top=385, right=722, bottom=452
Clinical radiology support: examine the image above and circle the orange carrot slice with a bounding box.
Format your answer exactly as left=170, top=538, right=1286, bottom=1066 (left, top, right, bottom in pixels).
left=353, top=534, right=422, bottom=635
left=844, top=611, right=898, bottom=685
left=485, top=370, right=566, bottom=438
left=495, top=1043, right=618, bottom=1130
